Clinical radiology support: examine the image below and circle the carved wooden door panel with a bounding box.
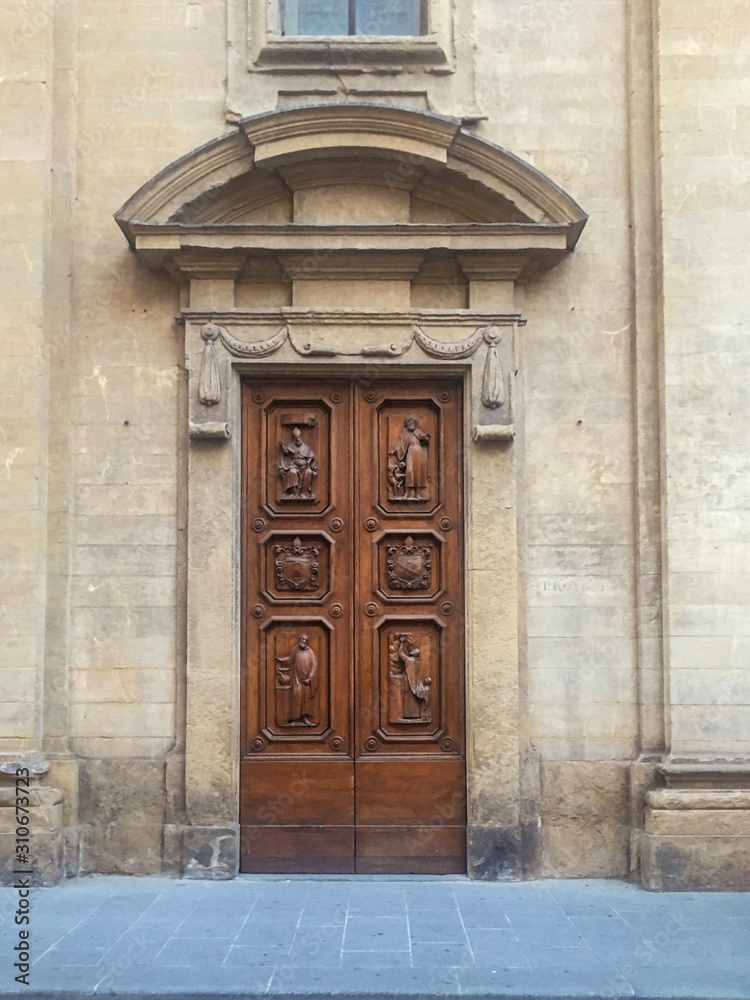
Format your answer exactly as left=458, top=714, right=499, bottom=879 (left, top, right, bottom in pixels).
left=354, top=381, right=465, bottom=873
left=241, top=379, right=354, bottom=873
left=241, top=377, right=465, bottom=874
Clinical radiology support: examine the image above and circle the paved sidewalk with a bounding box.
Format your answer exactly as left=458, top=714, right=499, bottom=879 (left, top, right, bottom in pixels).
left=1, top=875, right=749, bottom=999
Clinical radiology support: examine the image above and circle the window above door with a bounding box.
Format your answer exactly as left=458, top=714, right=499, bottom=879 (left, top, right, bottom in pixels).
left=248, top=0, right=452, bottom=73
left=280, top=0, right=427, bottom=37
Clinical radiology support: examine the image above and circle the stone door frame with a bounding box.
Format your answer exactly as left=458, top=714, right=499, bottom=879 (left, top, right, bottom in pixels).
left=181, top=313, right=522, bottom=878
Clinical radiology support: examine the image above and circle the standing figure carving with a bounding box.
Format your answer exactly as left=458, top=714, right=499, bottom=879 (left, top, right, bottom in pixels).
left=275, top=634, right=319, bottom=726
left=278, top=422, right=318, bottom=500
left=388, top=416, right=430, bottom=500
left=388, top=632, right=432, bottom=723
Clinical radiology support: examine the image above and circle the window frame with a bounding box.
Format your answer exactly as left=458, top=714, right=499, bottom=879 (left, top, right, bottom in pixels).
left=279, top=0, right=429, bottom=38
left=248, top=0, right=453, bottom=73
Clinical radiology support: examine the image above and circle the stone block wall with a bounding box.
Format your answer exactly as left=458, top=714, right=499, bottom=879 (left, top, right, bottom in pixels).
left=475, top=0, right=640, bottom=878
left=0, top=1, right=53, bottom=757
left=638, top=0, right=750, bottom=889
left=658, top=0, right=750, bottom=758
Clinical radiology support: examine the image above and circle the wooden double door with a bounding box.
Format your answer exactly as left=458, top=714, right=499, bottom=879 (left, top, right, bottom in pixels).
left=240, top=376, right=466, bottom=873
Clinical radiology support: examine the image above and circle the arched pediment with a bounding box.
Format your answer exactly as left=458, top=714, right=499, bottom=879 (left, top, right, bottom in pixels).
left=116, top=103, right=586, bottom=282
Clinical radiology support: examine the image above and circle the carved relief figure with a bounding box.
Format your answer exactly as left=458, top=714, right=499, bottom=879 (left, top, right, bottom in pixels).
left=388, top=417, right=430, bottom=500
left=278, top=416, right=318, bottom=500
left=388, top=632, right=432, bottom=724
left=275, top=634, right=319, bottom=726
left=387, top=536, right=432, bottom=591
left=275, top=537, right=320, bottom=591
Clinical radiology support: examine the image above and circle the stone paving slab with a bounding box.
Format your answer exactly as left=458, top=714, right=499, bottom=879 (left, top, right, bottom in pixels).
left=1, top=876, right=749, bottom=999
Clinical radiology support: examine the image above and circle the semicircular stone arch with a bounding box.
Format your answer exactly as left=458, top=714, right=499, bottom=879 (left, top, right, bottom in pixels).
left=117, top=103, right=586, bottom=244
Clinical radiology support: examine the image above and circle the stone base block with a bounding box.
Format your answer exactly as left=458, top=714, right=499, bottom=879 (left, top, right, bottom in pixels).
left=78, top=758, right=166, bottom=875
left=540, top=761, right=630, bottom=878
left=79, top=822, right=163, bottom=875
left=0, top=831, right=64, bottom=886
left=543, top=822, right=631, bottom=879
left=468, top=826, right=522, bottom=880
left=0, top=786, right=66, bottom=885
left=182, top=825, right=239, bottom=878
left=641, top=789, right=750, bottom=890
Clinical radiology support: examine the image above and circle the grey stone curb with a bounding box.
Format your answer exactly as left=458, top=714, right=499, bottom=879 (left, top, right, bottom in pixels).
left=2, top=992, right=749, bottom=1000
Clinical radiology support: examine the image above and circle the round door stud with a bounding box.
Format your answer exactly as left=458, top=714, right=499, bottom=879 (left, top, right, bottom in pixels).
left=365, top=517, right=378, bottom=532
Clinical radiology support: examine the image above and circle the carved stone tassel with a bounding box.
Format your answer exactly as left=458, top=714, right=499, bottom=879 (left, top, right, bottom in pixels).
left=199, top=323, right=221, bottom=406
left=481, top=341, right=504, bottom=409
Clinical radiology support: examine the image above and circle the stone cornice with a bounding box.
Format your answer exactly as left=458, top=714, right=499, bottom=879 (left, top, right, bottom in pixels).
left=128, top=221, right=572, bottom=241
left=128, top=222, right=571, bottom=283
left=179, top=308, right=524, bottom=327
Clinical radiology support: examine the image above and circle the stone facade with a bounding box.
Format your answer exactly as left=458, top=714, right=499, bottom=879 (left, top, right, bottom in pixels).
left=1, top=0, right=748, bottom=889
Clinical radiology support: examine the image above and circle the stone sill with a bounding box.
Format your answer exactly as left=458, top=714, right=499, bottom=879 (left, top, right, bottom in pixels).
left=253, top=35, right=451, bottom=74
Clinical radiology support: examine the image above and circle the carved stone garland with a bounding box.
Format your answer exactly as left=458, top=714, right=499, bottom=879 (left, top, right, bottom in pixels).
left=192, top=321, right=515, bottom=442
